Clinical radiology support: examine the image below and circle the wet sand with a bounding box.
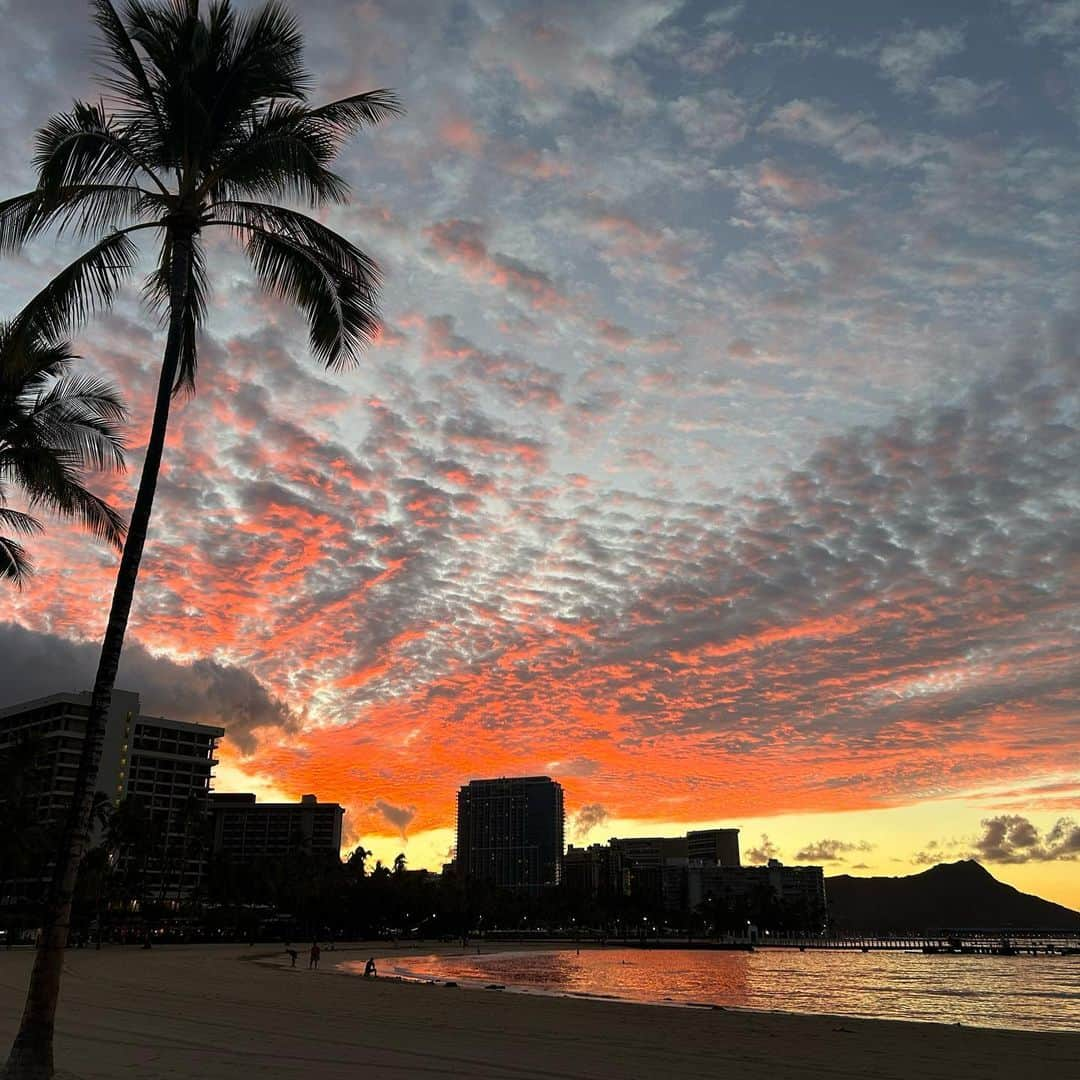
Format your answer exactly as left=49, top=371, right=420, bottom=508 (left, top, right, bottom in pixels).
left=0, top=943, right=1076, bottom=1079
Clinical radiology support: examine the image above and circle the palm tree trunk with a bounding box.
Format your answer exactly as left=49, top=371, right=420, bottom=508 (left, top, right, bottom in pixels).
left=3, top=228, right=194, bottom=1080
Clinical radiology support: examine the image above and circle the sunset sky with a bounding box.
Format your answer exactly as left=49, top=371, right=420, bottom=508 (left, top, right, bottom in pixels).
left=1, top=0, right=1078, bottom=907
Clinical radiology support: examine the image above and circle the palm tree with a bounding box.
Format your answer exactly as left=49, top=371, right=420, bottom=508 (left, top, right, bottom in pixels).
left=346, top=844, right=370, bottom=880
left=0, top=324, right=126, bottom=584
left=0, top=3, right=399, bottom=1075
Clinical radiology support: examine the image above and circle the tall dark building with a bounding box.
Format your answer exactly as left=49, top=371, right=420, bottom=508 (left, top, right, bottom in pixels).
left=608, top=836, right=689, bottom=910
left=209, top=792, right=344, bottom=862
left=0, top=690, right=223, bottom=901
left=456, top=776, right=564, bottom=890
left=563, top=843, right=618, bottom=899
left=687, top=828, right=740, bottom=866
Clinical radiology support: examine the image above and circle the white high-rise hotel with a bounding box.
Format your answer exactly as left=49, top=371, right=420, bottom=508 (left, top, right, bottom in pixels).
left=0, top=690, right=223, bottom=901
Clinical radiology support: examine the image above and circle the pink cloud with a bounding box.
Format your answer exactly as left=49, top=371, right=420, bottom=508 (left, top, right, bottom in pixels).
left=426, top=219, right=568, bottom=311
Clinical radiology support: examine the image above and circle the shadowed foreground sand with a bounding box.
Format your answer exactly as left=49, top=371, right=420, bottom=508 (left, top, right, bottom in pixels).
left=0, top=944, right=1077, bottom=1079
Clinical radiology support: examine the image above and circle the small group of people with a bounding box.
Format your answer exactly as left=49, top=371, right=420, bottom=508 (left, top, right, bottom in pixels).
left=283, top=942, right=377, bottom=978
left=283, top=942, right=321, bottom=969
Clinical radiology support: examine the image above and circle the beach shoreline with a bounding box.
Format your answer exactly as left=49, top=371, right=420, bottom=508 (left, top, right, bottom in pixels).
left=1, top=943, right=1076, bottom=1079
left=327, top=941, right=1080, bottom=1034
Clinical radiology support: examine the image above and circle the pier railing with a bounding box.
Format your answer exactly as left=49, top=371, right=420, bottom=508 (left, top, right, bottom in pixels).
left=478, top=928, right=1079, bottom=953
left=757, top=929, right=1080, bottom=953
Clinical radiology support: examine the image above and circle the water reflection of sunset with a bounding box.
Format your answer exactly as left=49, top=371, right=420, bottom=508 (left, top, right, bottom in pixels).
left=385, top=949, right=1079, bottom=1032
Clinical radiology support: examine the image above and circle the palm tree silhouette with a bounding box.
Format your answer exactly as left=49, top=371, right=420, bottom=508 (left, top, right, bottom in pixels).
left=0, top=3, right=400, bottom=1075
left=0, top=324, right=126, bottom=584
left=346, top=844, right=370, bottom=879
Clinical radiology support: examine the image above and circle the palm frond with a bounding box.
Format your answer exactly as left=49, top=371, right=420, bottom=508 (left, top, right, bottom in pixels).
left=0, top=532, right=34, bottom=586
left=0, top=191, right=49, bottom=254
left=308, top=89, right=404, bottom=135
left=0, top=334, right=127, bottom=564
left=123, top=0, right=182, bottom=71
left=2, top=432, right=122, bottom=525
left=92, top=1, right=169, bottom=143
left=3, top=445, right=93, bottom=502
left=209, top=201, right=380, bottom=283
left=0, top=185, right=158, bottom=254
left=31, top=374, right=128, bottom=469
left=204, top=91, right=400, bottom=204
left=0, top=503, right=41, bottom=588
left=12, top=230, right=141, bottom=342
left=142, top=234, right=208, bottom=392
left=219, top=1, right=308, bottom=107
left=50, top=184, right=162, bottom=240
left=173, top=289, right=200, bottom=394
left=239, top=223, right=380, bottom=368
left=143, top=232, right=209, bottom=323
left=21, top=467, right=127, bottom=550
left=202, top=101, right=347, bottom=204
left=33, top=101, right=168, bottom=196
left=0, top=506, right=43, bottom=538
left=0, top=325, right=76, bottom=407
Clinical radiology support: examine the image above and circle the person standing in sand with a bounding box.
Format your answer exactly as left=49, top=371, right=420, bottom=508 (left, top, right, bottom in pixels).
left=309, top=942, right=321, bottom=970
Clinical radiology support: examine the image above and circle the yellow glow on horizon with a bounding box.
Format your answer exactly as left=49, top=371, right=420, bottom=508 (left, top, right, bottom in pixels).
left=216, top=758, right=1078, bottom=911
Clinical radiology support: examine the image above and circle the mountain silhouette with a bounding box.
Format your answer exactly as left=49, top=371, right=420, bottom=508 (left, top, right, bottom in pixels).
left=825, top=860, right=1080, bottom=932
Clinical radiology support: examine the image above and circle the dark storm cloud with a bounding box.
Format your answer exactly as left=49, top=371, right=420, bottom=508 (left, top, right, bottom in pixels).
left=0, top=621, right=297, bottom=754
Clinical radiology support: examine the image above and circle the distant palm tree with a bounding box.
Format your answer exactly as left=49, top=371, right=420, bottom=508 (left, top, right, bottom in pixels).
left=0, top=325, right=126, bottom=584
left=101, top=796, right=155, bottom=914
left=346, top=844, right=370, bottom=879
left=0, top=2, right=399, bottom=1075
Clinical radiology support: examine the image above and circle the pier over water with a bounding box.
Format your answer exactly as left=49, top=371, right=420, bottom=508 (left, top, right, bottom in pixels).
left=758, top=928, right=1080, bottom=953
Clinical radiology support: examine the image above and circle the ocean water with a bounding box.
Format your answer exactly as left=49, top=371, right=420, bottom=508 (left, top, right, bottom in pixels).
left=358, top=947, right=1080, bottom=1033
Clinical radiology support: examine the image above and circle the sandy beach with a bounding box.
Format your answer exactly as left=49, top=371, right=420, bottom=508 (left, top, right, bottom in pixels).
left=0, top=944, right=1076, bottom=1079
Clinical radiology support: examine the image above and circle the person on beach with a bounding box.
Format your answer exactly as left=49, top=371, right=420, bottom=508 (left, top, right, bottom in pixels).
left=364, top=957, right=377, bottom=978
left=309, top=942, right=321, bottom=970
left=287, top=949, right=298, bottom=968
